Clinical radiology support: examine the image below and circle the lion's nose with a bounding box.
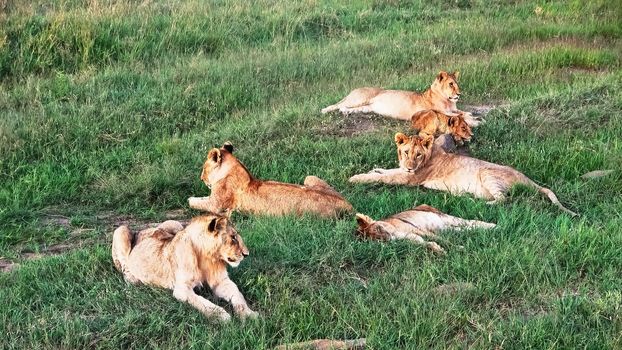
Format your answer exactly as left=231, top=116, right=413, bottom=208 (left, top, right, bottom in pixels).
left=241, top=249, right=249, bottom=257
left=456, top=92, right=461, bottom=96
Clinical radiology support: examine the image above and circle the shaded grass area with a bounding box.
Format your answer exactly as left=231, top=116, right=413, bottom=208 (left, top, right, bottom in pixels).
left=1, top=0, right=621, bottom=348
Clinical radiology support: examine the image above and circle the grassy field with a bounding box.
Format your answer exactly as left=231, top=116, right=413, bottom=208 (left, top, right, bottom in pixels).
left=1, top=0, right=621, bottom=348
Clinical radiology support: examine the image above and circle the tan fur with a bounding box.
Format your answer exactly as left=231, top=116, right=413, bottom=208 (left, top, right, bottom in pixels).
left=349, top=134, right=577, bottom=216
left=321, top=71, right=481, bottom=127
left=111, top=215, right=258, bottom=322
left=411, top=110, right=473, bottom=145
left=188, top=142, right=353, bottom=217
left=355, top=205, right=495, bottom=254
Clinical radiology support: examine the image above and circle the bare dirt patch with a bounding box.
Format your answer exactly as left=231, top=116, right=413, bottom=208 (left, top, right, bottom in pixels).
left=315, top=113, right=379, bottom=137
left=315, top=112, right=403, bottom=137
left=0, top=259, right=19, bottom=273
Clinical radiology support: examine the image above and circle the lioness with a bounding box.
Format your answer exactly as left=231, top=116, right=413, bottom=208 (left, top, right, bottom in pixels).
left=349, top=133, right=577, bottom=216
left=356, top=204, right=496, bottom=254
left=112, top=214, right=258, bottom=322
left=188, top=142, right=353, bottom=217
left=321, top=71, right=481, bottom=127
left=411, top=109, right=473, bottom=145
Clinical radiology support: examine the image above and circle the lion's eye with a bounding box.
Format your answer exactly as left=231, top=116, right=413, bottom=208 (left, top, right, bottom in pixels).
left=417, top=154, right=423, bottom=159
left=449, top=83, right=454, bottom=87
left=231, top=236, right=238, bottom=243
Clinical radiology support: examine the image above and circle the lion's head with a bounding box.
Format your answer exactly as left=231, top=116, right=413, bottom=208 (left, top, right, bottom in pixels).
left=355, top=213, right=394, bottom=240
left=200, top=142, right=241, bottom=187
left=193, top=214, right=249, bottom=267
left=394, top=133, right=434, bottom=172
left=430, top=71, right=461, bottom=103
left=447, top=114, right=473, bottom=144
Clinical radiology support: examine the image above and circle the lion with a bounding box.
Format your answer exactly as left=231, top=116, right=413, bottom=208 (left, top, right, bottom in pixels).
left=411, top=109, right=473, bottom=145
left=355, top=204, right=496, bottom=254
left=321, top=71, right=481, bottom=127
left=187, top=142, right=353, bottom=217
left=349, top=133, right=577, bottom=216
left=111, top=214, right=258, bottom=322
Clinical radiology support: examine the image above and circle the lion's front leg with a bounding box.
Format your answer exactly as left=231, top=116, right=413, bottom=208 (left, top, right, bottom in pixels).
left=349, top=168, right=412, bottom=185
left=211, top=278, right=258, bottom=320
left=188, top=196, right=220, bottom=212
left=348, top=168, right=389, bottom=183
left=173, top=285, right=231, bottom=322
left=456, top=110, right=483, bottom=127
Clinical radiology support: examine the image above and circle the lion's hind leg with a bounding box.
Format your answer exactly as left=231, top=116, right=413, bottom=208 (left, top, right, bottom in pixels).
left=304, top=175, right=342, bottom=195
left=479, top=169, right=509, bottom=205
left=157, top=220, right=184, bottom=235
left=112, top=226, right=142, bottom=284
left=112, top=226, right=132, bottom=273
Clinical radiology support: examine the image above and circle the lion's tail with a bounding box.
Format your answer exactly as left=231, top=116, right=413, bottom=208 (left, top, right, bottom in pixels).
left=537, top=187, right=578, bottom=217
left=111, top=226, right=133, bottom=273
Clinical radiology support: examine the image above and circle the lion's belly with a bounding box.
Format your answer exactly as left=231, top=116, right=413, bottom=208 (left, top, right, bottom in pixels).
left=127, top=248, right=177, bottom=288
left=421, top=171, right=489, bottom=199
left=369, top=92, right=418, bottom=120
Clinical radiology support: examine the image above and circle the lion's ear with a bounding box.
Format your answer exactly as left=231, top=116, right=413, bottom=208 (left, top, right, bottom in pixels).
left=394, top=132, right=409, bottom=145
left=437, top=71, right=448, bottom=82
left=207, top=148, right=221, bottom=163
left=452, top=71, right=460, bottom=80
left=222, top=142, right=234, bottom=153
left=421, top=135, right=434, bottom=149
left=207, top=216, right=227, bottom=235
left=448, top=116, right=459, bottom=127
left=355, top=213, right=374, bottom=228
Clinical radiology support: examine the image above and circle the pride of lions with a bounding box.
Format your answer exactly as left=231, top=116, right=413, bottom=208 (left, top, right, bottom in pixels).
left=112, top=71, right=576, bottom=322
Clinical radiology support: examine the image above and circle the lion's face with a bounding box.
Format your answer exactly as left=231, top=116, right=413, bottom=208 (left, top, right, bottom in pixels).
left=448, top=115, right=473, bottom=144
left=394, top=133, right=434, bottom=172
left=200, top=142, right=236, bottom=187
left=197, top=215, right=249, bottom=267
left=355, top=213, right=394, bottom=240
left=431, top=71, right=461, bottom=103
left=217, top=222, right=249, bottom=268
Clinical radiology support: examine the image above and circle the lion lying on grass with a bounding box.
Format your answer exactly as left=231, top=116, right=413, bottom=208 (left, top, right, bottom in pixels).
left=112, top=214, right=258, bottom=322
left=356, top=204, right=496, bottom=254
left=188, top=142, right=353, bottom=217
left=349, top=133, right=577, bottom=216
left=321, top=71, right=481, bottom=127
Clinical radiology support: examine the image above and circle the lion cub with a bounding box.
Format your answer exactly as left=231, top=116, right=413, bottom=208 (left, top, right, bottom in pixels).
left=356, top=204, right=496, bottom=254
left=188, top=142, right=353, bottom=217
left=112, top=214, right=258, bottom=322
left=349, top=133, right=577, bottom=216
left=321, top=71, right=481, bottom=127
left=411, top=110, right=473, bottom=145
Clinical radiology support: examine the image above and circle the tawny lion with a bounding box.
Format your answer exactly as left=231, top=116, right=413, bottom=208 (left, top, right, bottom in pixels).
left=112, top=214, right=258, bottom=322
left=411, top=109, right=473, bottom=145
left=321, top=71, right=481, bottom=127
left=349, top=133, right=577, bottom=216
left=356, top=204, right=496, bottom=254
left=188, top=142, right=353, bottom=217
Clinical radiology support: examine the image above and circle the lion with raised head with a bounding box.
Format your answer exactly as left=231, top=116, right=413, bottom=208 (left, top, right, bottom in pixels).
left=355, top=204, right=496, bottom=254
left=349, top=133, right=577, bottom=216
left=321, top=71, right=481, bottom=127
left=188, top=142, right=353, bottom=217
left=111, top=214, right=258, bottom=322
left=411, top=109, right=473, bottom=145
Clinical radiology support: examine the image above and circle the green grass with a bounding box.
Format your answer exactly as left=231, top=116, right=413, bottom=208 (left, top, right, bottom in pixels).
left=1, top=0, right=621, bottom=348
